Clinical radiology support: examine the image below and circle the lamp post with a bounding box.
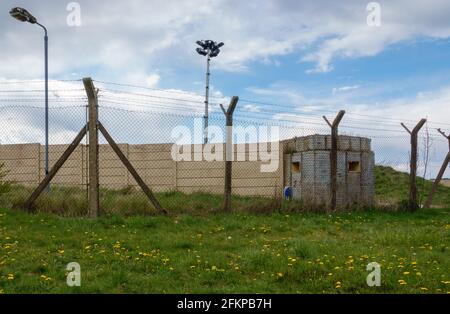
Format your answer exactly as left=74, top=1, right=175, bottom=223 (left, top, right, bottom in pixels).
left=10, top=7, right=49, bottom=187
left=196, top=40, right=224, bottom=144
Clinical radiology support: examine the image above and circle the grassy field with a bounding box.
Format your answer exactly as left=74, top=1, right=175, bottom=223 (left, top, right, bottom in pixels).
left=0, top=206, right=449, bottom=294
left=0, top=165, right=449, bottom=294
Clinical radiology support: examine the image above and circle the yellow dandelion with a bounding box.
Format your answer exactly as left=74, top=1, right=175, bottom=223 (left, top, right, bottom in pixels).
left=420, top=287, right=428, bottom=291
left=416, top=272, right=422, bottom=276
left=277, top=272, right=283, bottom=278
left=403, top=271, right=410, bottom=275
left=7, top=274, right=14, bottom=280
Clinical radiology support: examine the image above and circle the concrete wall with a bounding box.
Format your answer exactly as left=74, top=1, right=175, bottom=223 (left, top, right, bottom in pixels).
left=285, top=135, right=375, bottom=207
left=0, top=142, right=287, bottom=197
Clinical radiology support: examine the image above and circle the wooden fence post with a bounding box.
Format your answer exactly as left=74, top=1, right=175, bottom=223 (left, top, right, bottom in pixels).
left=401, top=118, right=427, bottom=211
left=83, top=77, right=100, bottom=218
left=424, top=128, right=450, bottom=208
left=220, top=96, right=239, bottom=211
left=323, top=110, right=345, bottom=211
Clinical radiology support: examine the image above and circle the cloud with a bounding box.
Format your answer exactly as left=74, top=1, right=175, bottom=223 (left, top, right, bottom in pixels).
left=145, top=74, right=160, bottom=87
left=332, top=85, right=360, bottom=94
left=2, top=0, right=450, bottom=80
left=244, top=80, right=450, bottom=177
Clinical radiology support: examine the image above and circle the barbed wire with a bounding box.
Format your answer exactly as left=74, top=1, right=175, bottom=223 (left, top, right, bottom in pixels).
left=0, top=79, right=82, bottom=84
left=99, top=88, right=223, bottom=105
left=0, top=105, right=86, bottom=110
left=0, top=79, right=448, bottom=139
left=93, top=79, right=228, bottom=100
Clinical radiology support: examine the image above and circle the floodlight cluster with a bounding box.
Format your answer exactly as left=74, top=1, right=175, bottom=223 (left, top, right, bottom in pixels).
left=196, top=40, right=224, bottom=58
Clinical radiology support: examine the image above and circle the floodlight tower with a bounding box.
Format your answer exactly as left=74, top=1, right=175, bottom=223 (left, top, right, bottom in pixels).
left=196, top=40, right=224, bottom=144
left=10, top=7, right=50, bottom=188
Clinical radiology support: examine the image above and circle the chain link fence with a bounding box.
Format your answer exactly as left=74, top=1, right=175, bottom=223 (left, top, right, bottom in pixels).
left=0, top=79, right=449, bottom=215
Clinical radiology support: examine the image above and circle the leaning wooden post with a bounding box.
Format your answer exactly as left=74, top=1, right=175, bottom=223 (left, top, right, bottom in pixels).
left=83, top=77, right=100, bottom=218
left=437, top=128, right=450, bottom=151
left=424, top=129, right=450, bottom=208
left=401, top=118, right=427, bottom=211
left=98, top=122, right=166, bottom=214
left=220, top=96, right=239, bottom=211
left=323, top=110, right=345, bottom=211
left=24, top=125, right=88, bottom=211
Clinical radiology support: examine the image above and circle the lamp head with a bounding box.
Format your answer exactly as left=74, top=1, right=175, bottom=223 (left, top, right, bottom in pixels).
left=10, top=7, right=37, bottom=24
left=196, top=47, right=208, bottom=56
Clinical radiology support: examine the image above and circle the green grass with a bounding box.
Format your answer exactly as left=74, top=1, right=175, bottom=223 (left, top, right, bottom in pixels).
left=0, top=185, right=284, bottom=217
left=0, top=207, right=449, bottom=293
left=0, top=165, right=449, bottom=294
left=375, top=165, right=450, bottom=206
left=0, top=166, right=448, bottom=217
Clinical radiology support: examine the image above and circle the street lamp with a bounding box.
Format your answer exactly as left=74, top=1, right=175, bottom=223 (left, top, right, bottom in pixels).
left=10, top=7, right=50, bottom=186
left=196, top=40, right=224, bottom=144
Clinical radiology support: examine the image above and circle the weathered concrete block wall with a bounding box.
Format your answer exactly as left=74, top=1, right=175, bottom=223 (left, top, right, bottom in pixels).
left=286, top=135, right=375, bottom=207
left=0, top=141, right=286, bottom=197
left=0, top=144, right=41, bottom=186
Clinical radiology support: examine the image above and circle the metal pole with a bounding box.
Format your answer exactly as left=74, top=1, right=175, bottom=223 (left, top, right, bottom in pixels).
left=204, top=53, right=210, bottom=144
left=44, top=31, right=49, bottom=190
left=37, top=22, right=49, bottom=191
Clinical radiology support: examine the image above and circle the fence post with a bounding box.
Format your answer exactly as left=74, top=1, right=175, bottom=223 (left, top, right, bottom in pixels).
left=323, top=110, right=345, bottom=211
left=220, top=96, right=239, bottom=211
left=401, top=119, right=427, bottom=211
left=424, top=128, right=450, bottom=208
left=83, top=77, right=100, bottom=218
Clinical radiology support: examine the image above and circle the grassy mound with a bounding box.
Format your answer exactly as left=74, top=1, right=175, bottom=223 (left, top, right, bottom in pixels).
left=375, top=165, right=450, bottom=207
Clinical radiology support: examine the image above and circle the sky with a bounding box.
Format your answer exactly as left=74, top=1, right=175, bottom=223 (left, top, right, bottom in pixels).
left=1, top=0, right=450, bottom=177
